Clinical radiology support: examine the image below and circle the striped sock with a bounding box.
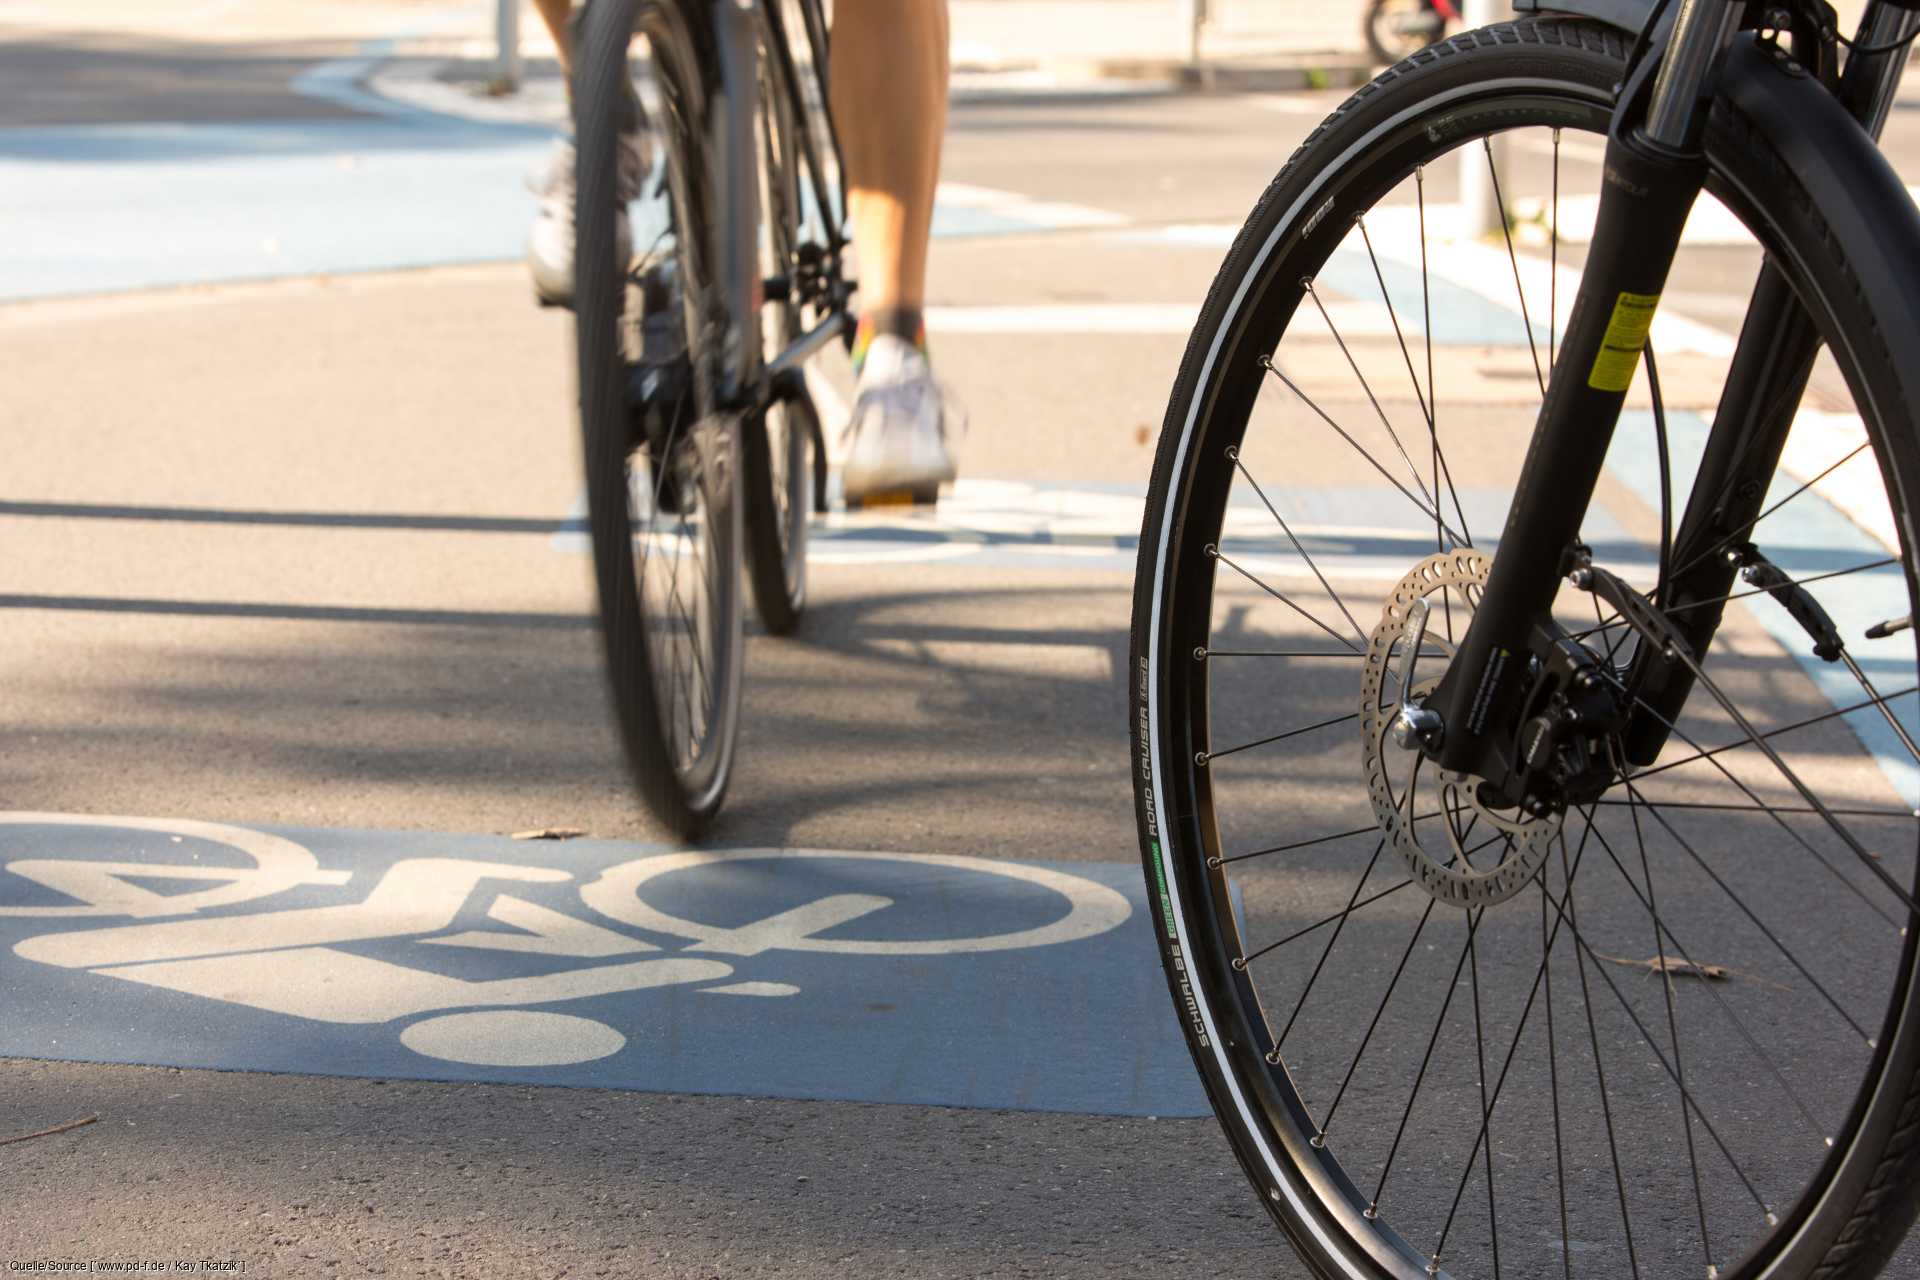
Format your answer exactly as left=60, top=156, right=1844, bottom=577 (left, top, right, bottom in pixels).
left=851, top=309, right=927, bottom=377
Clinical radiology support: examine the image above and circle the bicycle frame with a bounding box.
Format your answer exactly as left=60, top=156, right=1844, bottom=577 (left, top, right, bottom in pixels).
left=1415, top=0, right=1920, bottom=810
left=704, top=0, right=854, bottom=409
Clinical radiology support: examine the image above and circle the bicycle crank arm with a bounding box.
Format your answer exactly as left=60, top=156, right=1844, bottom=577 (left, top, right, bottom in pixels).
left=763, top=308, right=853, bottom=384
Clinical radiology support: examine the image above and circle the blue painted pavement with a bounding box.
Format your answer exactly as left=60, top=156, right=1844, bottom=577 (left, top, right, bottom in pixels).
left=0, top=53, right=1122, bottom=304
left=0, top=813, right=1210, bottom=1118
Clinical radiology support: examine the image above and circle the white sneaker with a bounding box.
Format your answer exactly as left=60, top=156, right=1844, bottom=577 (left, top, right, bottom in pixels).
left=841, top=333, right=959, bottom=505
left=527, top=130, right=647, bottom=307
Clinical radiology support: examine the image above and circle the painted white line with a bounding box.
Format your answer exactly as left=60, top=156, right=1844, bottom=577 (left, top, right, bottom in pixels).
left=927, top=303, right=1196, bottom=333
left=935, top=182, right=1130, bottom=230
left=926, top=301, right=1402, bottom=336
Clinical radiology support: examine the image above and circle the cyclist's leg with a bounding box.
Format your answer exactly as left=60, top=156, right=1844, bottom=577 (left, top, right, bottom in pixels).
left=830, top=0, right=959, bottom=506
left=531, top=0, right=572, bottom=72
left=528, top=0, right=644, bottom=307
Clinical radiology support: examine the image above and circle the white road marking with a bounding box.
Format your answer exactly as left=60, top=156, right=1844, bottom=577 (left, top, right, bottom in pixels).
left=582, top=849, right=1131, bottom=956
left=97, top=947, right=728, bottom=1025
left=419, top=893, right=658, bottom=957
left=927, top=303, right=1198, bottom=333
left=15, top=858, right=569, bottom=968
left=0, top=812, right=350, bottom=918
left=935, top=182, right=1130, bottom=230
left=400, top=1010, right=626, bottom=1066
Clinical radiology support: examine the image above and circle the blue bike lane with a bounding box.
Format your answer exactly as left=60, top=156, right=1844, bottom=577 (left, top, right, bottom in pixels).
left=0, top=814, right=1213, bottom=1118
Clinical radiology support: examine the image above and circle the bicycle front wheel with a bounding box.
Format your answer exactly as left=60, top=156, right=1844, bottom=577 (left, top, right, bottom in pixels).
left=1134, top=20, right=1920, bottom=1279
left=577, top=0, right=744, bottom=838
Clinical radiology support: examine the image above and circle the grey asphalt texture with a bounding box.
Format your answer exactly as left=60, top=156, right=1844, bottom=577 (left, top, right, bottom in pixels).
left=0, top=28, right=1320, bottom=1278
left=9, top=16, right=1919, bottom=1279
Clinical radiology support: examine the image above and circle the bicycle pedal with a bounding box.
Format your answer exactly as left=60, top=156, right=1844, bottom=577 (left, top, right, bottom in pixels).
left=847, top=485, right=939, bottom=511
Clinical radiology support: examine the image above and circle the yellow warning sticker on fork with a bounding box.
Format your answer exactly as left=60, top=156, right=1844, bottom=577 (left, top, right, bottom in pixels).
left=1587, top=291, right=1660, bottom=391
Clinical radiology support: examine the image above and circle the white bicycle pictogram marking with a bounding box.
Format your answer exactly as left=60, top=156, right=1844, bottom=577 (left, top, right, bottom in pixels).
left=2, top=816, right=1134, bottom=1062
left=0, top=812, right=351, bottom=917
left=580, top=849, right=1131, bottom=955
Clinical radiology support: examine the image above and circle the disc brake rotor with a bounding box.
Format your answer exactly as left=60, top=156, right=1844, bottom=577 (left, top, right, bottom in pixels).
left=1359, top=551, right=1562, bottom=907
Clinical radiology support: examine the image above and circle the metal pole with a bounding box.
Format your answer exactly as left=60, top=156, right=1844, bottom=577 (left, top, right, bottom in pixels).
left=494, top=0, right=523, bottom=93
left=1181, top=0, right=1207, bottom=67
left=1458, top=0, right=1510, bottom=239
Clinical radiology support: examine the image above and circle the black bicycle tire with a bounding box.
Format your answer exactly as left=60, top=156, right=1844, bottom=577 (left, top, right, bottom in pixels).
left=577, top=0, right=743, bottom=839
left=1132, top=19, right=1920, bottom=1280
left=743, top=388, right=813, bottom=634
left=741, top=7, right=811, bottom=637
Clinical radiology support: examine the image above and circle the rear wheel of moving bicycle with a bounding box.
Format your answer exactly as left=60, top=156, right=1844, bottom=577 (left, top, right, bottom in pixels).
left=741, top=3, right=815, bottom=637
left=1133, top=19, right=1920, bottom=1279
left=577, top=0, right=743, bottom=838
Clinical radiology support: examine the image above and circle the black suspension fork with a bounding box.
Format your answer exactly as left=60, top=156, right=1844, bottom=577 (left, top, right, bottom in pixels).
left=1619, top=0, right=1920, bottom=765
left=1424, top=0, right=1744, bottom=785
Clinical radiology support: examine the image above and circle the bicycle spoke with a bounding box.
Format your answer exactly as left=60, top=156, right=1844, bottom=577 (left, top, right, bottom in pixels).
left=1319, top=895, right=1442, bottom=1137
left=1839, top=649, right=1920, bottom=768
left=1669, top=441, right=1876, bottom=583
left=1645, top=344, right=1675, bottom=604
left=1265, top=841, right=1391, bottom=1051
left=1631, top=685, right=1918, bottom=792
left=1627, top=693, right=1906, bottom=939
left=1657, top=634, right=1920, bottom=916
left=1355, top=213, right=1434, bottom=429
left=1371, top=905, right=1489, bottom=1214
left=1231, top=451, right=1369, bottom=644
left=1603, top=784, right=1845, bottom=1130
left=1199, top=711, right=1358, bottom=766
left=1591, top=797, right=1911, bottom=819
left=1563, top=838, right=1641, bottom=1280
left=1470, top=918, right=1502, bottom=1279
left=1555, top=887, right=1779, bottom=1227
left=1481, top=135, right=1546, bottom=396
left=1624, top=795, right=1717, bottom=1272
left=1302, top=281, right=1444, bottom=515
left=1665, top=556, right=1901, bottom=622
left=1259, top=358, right=1468, bottom=546
left=1612, top=786, right=1877, bottom=1042
left=1550, top=128, right=1560, bottom=374
left=1209, top=545, right=1368, bottom=653
left=1240, top=878, right=1416, bottom=961
left=1543, top=876, right=1572, bottom=1280
left=1201, top=650, right=1371, bottom=659
left=1224, top=820, right=1424, bottom=865
left=1432, top=877, right=1582, bottom=1274
left=1415, top=164, right=1459, bottom=549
